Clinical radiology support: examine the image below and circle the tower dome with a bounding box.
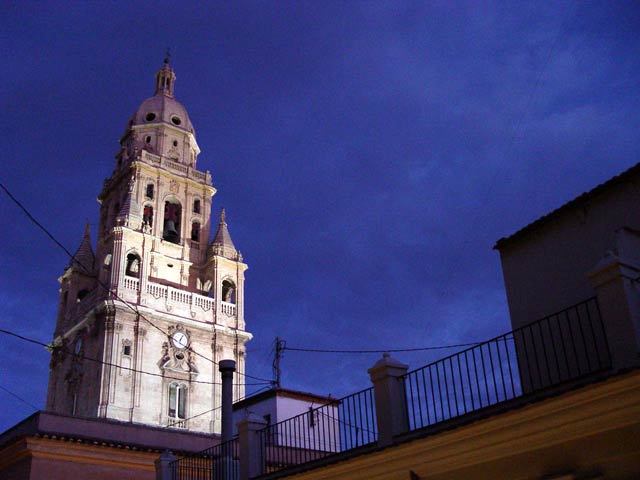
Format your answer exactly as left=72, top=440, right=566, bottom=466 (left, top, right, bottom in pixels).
left=125, top=58, right=195, bottom=136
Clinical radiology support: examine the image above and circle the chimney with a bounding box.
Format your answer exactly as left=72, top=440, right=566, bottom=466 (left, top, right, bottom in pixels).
left=219, top=359, right=236, bottom=443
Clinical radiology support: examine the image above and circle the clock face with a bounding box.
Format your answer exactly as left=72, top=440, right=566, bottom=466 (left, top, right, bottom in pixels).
left=172, top=332, right=188, bottom=350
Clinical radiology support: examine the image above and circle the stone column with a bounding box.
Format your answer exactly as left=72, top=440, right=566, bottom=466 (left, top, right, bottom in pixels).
left=238, top=413, right=268, bottom=480
left=219, top=359, right=236, bottom=443
left=155, top=450, right=176, bottom=480
left=589, top=250, right=640, bottom=371
left=368, top=353, right=409, bottom=447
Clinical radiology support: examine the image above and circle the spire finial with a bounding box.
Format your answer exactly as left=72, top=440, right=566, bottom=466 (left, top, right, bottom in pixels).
left=164, top=47, right=171, bottom=65
left=83, top=219, right=91, bottom=238
left=220, top=208, right=226, bottom=224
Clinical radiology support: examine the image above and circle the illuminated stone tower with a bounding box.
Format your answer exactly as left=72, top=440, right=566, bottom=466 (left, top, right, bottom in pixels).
left=46, top=58, right=251, bottom=433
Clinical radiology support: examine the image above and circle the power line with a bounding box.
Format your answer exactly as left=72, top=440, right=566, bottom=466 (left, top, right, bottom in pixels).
left=441, top=0, right=577, bottom=298
left=0, top=320, right=273, bottom=426
left=283, top=341, right=481, bottom=354
left=166, top=385, right=272, bottom=427
left=0, top=384, right=40, bottom=411
left=0, top=181, right=272, bottom=384
left=0, top=326, right=270, bottom=387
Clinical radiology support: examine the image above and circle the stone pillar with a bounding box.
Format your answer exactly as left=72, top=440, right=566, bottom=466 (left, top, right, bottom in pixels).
left=238, top=413, right=268, bottom=480
left=368, top=353, right=409, bottom=447
left=589, top=251, right=640, bottom=371
left=155, top=450, right=176, bottom=480
left=219, top=359, right=236, bottom=443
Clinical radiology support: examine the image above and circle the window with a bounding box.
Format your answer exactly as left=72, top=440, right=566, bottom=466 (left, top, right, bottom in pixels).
left=126, top=253, right=141, bottom=277
left=222, top=280, right=236, bottom=304
left=145, top=135, right=151, bottom=144
left=163, top=199, right=182, bottom=244
left=143, top=205, right=153, bottom=227
left=191, top=221, right=200, bottom=242
left=123, top=345, right=131, bottom=356
left=168, top=383, right=187, bottom=419
left=193, top=199, right=200, bottom=213
left=146, top=184, right=154, bottom=199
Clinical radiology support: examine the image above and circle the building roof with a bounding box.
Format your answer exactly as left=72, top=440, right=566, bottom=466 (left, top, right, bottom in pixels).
left=494, top=162, right=640, bottom=250
left=0, top=411, right=218, bottom=454
left=233, top=387, right=339, bottom=411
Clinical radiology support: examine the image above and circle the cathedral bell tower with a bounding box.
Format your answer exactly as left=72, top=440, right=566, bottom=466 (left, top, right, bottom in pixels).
left=46, top=58, right=252, bottom=433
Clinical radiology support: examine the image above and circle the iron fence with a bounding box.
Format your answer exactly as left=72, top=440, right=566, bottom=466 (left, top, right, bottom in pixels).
left=170, top=437, right=239, bottom=480
left=402, top=297, right=611, bottom=432
left=258, top=386, right=377, bottom=475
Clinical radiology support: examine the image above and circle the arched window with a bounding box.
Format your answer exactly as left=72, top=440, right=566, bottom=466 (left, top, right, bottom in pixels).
left=143, top=205, right=154, bottom=227
left=168, top=383, right=187, bottom=419
left=193, top=199, right=200, bottom=214
left=191, top=221, right=200, bottom=242
left=163, top=199, right=182, bottom=244
left=125, top=253, right=141, bottom=277
left=146, top=184, right=154, bottom=199
left=222, top=280, right=236, bottom=304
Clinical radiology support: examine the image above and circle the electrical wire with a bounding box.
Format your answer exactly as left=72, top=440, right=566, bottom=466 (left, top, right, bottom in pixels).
left=0, top=384, right=40, bottom=411
left=0, top=326, right=270, bottom=387
left=283, top=342, right=481, bottom=354
left=0, top=326, right=273, bottom=425
left=166, top=384, right=272, bottom=427
left=0, top=181, right=273, bottom=384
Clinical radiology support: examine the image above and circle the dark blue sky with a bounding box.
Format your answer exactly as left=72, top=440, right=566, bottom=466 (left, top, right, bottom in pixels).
left=1, top=1, right=639, bottom=432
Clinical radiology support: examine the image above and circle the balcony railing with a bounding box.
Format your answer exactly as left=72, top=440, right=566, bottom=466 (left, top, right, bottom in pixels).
left=171, top=437, right=239, bottom=480
left=166, top=298, right=611, bottom=479
left=402, top=297, right=611, bottom=433
left=257, top=387, right=377, bottom=476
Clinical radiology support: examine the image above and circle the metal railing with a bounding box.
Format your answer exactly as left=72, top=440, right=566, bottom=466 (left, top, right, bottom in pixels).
left=170, top=437, right=239, bottom=480
left=258, top=386, right=377, bottom=475
left=402, top=297, right=611, bottom=432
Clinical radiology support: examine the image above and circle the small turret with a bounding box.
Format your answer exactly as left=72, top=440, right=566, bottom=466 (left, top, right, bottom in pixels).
left=70, top=221, right=95, bottom=274
left=210, top=208, right=240, bottom=260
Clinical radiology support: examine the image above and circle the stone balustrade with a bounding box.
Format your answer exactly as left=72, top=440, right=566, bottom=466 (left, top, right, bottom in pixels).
left=140, top=151, right=211, bottom=185
left=118, top=278, right=235, bottom=324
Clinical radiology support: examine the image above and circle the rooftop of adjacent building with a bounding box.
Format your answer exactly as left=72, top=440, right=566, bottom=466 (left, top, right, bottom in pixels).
left=232, top=387, right=339, bottom=412
left=0, top=410, right=219, bottom=455
left=494, top=161, right=640, bottom=250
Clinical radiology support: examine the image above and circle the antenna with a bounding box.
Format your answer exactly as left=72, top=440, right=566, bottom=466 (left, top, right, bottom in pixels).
left=272, top=337, right=285, bottom=388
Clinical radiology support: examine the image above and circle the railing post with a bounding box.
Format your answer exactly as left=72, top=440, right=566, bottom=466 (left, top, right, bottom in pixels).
left=238, top=413, right=268, bottom=480
left=589, top=246, right=640, bottom=371
left=368, top=353, right=409, bottom=447
left=155, top=450, right=177, bottom=480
